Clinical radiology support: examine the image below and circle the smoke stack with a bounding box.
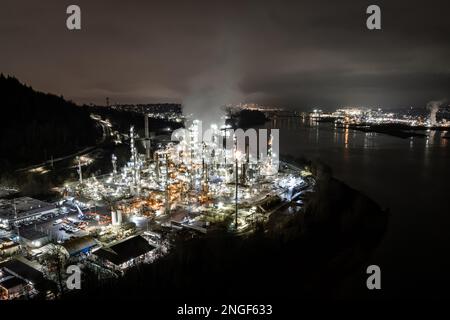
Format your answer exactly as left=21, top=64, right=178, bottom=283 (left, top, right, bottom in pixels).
left=144, top=114, right=151, bottom=159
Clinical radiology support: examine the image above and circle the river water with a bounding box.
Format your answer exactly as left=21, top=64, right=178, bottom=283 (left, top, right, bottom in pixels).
left=267, top=116, right=450, bottom=298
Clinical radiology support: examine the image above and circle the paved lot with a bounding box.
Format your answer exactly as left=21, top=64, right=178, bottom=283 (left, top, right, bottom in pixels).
left=18, top=207, right=98, bottom=242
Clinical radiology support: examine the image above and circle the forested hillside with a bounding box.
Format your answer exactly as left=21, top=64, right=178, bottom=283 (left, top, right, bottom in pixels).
left=0, top=74, right=100, bottom=171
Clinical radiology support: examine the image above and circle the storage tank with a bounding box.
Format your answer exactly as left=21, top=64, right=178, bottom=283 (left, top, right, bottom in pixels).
left=116, top=209, right=122, bottom=225
left=111, top=210, right=117, bottom=225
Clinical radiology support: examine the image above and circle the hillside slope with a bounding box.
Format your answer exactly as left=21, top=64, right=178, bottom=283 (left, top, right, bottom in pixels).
left=0, top=75, right=100, bottom=171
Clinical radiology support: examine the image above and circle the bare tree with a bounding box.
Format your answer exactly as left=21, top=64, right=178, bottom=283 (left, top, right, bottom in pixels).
left=42, top=245, right=66, bottom=297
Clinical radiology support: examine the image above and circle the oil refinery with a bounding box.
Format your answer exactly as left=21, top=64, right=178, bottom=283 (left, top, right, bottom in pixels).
left=0, top=116, right=312, bottom=300
left=66, top=118, right=310, bottom=232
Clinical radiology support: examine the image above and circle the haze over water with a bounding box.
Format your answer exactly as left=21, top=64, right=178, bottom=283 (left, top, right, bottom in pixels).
left=268, top=117, right=450, bottom=298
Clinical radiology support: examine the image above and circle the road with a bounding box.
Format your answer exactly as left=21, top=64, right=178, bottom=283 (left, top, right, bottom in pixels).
left=15, top=115, right=112, bottom=173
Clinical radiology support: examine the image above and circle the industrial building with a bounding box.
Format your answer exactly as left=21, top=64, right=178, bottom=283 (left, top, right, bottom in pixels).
left=0, top=275, right=28, bottom=300
left=0, top=258, right=44, bottom=300
left=19, top=229, right=50, bottom=249
left=60, top=235, right=98, bottom=257
left=0, top=238, right=20, bottom=257
left=92, top=235, right=156, bottom=271
left=0, top=197, right=57, bottom=229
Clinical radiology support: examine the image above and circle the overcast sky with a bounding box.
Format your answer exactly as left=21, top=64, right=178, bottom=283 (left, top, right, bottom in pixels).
left=1, top=0, right=449, bottom=115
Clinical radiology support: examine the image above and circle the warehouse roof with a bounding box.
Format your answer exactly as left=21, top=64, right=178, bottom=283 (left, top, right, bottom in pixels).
left=94, top=235, right=155, bottom=266
left=62, top=235, right=97, bottom=256
left=0, top=275, right=26, bottom=290
left=20, top=229, right=48, bottom=241
left=0, top=258, right=44, bottom=284
left=0, top=197, right=56, bottom=221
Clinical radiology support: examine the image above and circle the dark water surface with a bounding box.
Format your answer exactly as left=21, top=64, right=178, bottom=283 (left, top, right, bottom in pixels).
left=268, top=117, right=450, bottom=298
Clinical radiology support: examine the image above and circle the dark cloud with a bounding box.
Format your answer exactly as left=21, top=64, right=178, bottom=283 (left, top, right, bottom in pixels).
left=241, top=70, right=450, bottom=108
left=0, top=0, right=449, bottom=113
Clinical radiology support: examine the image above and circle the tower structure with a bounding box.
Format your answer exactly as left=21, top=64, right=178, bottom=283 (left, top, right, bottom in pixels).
left=129, top=126, right=141, bottom=194
left=111, top=154, right=117, bottom=176
left=144, top=114, right=151, bottom=160
left=165, top=153, right=170, bottom=215
left=77, top=156, right=83, bottom=184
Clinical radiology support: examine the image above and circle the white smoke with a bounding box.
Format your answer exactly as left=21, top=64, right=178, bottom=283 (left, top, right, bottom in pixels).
left=182, top=31, right=243, bottom=127
left=182, top=69, right=242, bottom=127
left=427, top=99, right=446, bottom=126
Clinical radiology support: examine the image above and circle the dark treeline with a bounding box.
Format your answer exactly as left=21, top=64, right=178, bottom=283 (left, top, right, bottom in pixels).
left=64, top=160, right=388, bottom=300
left=0, top=75, right=100, bottom=171
left=89, top=106, right=184, bottom=136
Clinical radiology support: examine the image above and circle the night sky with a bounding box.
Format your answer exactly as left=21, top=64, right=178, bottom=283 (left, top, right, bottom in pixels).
left=1, top=0, right=449, bottom=115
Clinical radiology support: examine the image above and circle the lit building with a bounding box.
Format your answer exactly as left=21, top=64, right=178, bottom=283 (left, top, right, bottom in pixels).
left=0, top=258, right=44, bottom=300
left=20, top=229, right=50, bottom=249
left=0, top=197, right=57, bottom=230
left=92, top=235, right=155, bottom=271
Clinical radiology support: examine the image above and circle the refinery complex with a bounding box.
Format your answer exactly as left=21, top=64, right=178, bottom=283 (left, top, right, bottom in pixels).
left=0, top=115, right=312, bottom=300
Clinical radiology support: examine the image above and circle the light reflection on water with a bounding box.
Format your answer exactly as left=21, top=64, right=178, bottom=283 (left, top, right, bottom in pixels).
left=265, top=116, right=450, bottom=298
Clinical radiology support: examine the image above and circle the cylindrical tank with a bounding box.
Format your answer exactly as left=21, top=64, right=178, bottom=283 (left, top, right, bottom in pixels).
left=116, top=209, right=122, bottom=225
left=111, top=210, right=117, bottom=225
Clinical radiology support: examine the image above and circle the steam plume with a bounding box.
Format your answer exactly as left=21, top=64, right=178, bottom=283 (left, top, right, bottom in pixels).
left=427, top=99, right=446, bottom=126
left=182, top=32, right=242, bottom=127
